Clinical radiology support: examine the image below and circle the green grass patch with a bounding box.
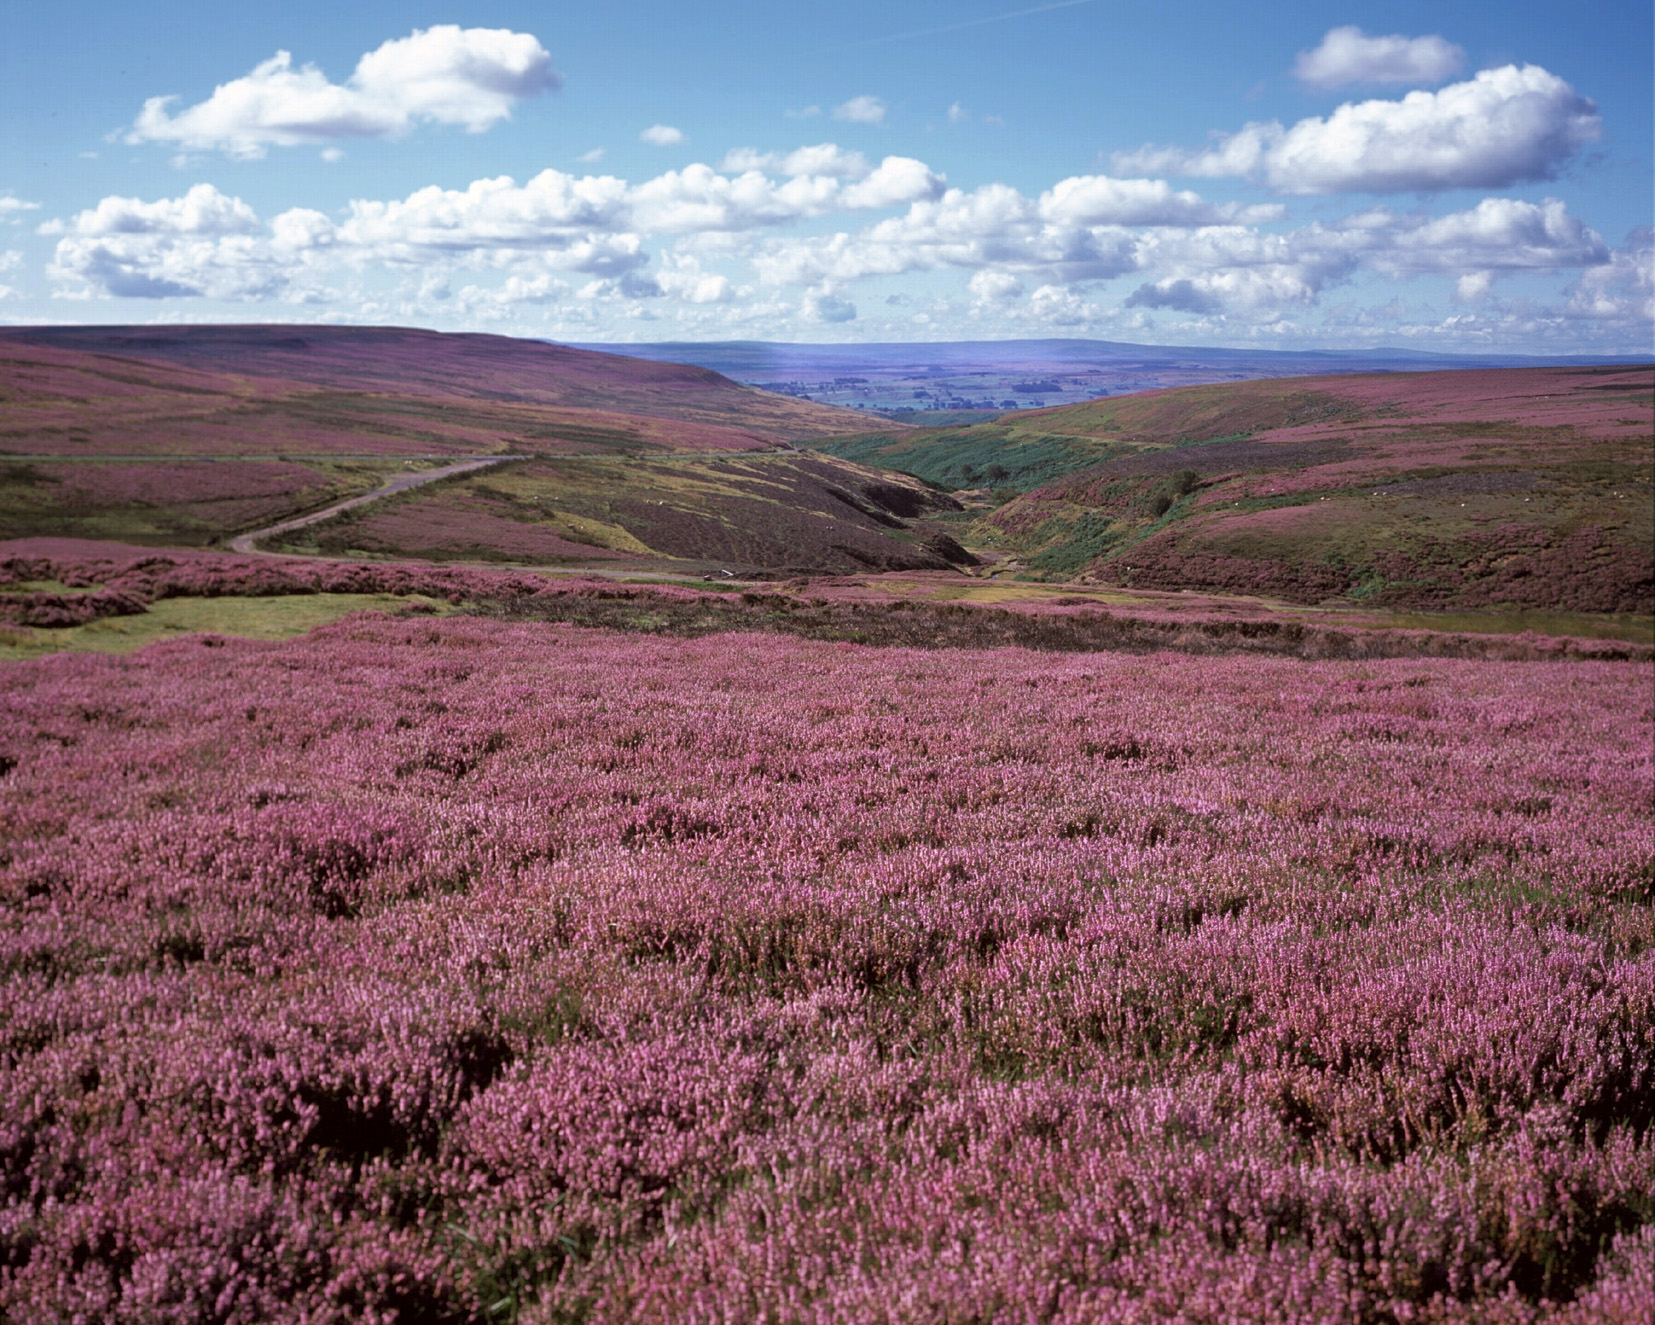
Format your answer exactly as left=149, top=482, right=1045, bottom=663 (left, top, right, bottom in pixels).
left=0, top=593, right=452, bottom=661
left=1028, top=512, right=1124, bottom=577
left=0, top=580, right=90, bottom=595
left=1232, top=492, right=1321, bottom=514
left=1167, top=430, right=1253, bottom=450
left=812, top=428, right=1123, bottom=492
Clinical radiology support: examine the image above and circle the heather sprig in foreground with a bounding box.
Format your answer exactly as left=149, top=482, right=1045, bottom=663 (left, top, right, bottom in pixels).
left=0, top=615, right=1649, bottom=1321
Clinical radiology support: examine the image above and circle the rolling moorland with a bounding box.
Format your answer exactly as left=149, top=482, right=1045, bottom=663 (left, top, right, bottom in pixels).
left=814, top=366, right=1654, bottom=615
left=263, top=454, right=971, bottom=575
left=0, top=327, right=986, bottom=574
left=1, top=325, right=868, bottom=452
left=3, top=327, right=1649, bottom=616
left=0, top=326, right=1650, bottom=1320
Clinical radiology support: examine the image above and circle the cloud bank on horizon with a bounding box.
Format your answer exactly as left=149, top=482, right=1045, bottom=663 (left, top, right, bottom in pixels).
left=1, top=7, right=1649, bottom=354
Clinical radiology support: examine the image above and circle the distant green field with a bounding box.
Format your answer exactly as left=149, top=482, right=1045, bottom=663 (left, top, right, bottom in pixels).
left=810, top=426, right=1125, bottom=492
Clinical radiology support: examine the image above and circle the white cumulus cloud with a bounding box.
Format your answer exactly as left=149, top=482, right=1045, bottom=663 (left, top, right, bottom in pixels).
left=45, top=183, right=291, bottom=301
left=753, top=187, right=1140, bottom=288
left=1116, top=65, right=1600, bottom=194
left=750, top=174, right=1237, bottom=289
left=1038, top=175, right=1224, bottom=227
left=1123, top=278, right=1223, bottom=314
left=657, top=256, right=737, bottom=304
left=968, top=269, right=1024, bottom=304
left=1126, top=268, right=1320, bottom=314
left=1127, top=223, right=1347, bottom=313
left=1028, top=285, right=1096, bottom=325
left=34, top=152, right=1634, bottom=351
left=623, top=158, right=941, bottom=233
left=45, top=236, right=292, bottom=300
left=323, top=171, right=632, bottom=261
left=640, top=124, right=686, bottom=147
left=1294, top=26, right=1465, bottom=89
left=627, top=165, right=841, bottom=232
left=833, top=95, right=887, bottom=125
left=77, top=156, right=943, bottom=297
left=41, top=183, right=261, bottom=237
left=125, top=26, right=558, bottom=158
left=1368, top=197, right=1608, bottom=275
left=805, top=288, right=857, bottom=322
left=456, top=273, right=570, bottom=315
left=1567, top=229, right=1653, bottom=323
left=1119, top=198, right=1611, bottom=318
left=840, top=157, right=946, bottom=209
left=721, top=143, right=871, bottom=179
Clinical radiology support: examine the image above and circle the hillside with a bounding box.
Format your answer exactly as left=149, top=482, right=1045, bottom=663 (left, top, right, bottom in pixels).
left=0, top=326, right=967, bottom=572
left=822, top=366, right=1653, bottom=615
left=262, top=453, right=971, bottom=575
left=811, top=377, right=1373, bottom=491
left=1, top=326, right=871, bottom=447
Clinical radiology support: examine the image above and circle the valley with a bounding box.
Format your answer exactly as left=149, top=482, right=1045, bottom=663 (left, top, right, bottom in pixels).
left=815, top=365, right=1654, bottom=615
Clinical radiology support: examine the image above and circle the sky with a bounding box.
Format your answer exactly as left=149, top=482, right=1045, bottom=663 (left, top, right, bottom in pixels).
left=0, top=1, right=1650, bottom=352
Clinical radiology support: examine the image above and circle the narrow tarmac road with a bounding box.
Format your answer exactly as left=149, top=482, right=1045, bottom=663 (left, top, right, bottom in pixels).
left=228, top=457, right=508, bottom=555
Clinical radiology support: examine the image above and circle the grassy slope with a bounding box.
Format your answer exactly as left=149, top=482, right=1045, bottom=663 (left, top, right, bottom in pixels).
left=826, top=367, right=1654, bottom=614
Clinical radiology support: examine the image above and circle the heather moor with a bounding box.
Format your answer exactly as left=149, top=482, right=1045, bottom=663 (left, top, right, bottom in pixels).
left=0, top=336, right=1648, bottom=1322
left=2, top=3, right=1652, bottom=1322
left=2, top=595, right=1651, bottom=1321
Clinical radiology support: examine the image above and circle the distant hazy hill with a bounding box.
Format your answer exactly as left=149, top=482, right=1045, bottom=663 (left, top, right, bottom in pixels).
left=570, top=338, right=1648, bottom=416
left=821, top=365, right=1653, bottom=615
left=569, top=336, right=1647, bottom=377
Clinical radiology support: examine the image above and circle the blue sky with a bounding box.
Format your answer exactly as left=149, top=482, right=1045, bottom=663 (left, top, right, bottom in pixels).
left=1, top=1, right=1649, bottom=351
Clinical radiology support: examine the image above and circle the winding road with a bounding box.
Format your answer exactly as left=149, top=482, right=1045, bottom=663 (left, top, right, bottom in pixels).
left=227, top=457, right=509, bottom=555
left=216, top=445, right=856, bottom=582
left=223, top=447, right=817, bottom=557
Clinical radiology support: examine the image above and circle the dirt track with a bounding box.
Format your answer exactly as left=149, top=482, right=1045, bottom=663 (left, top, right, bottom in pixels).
left=227, top=458, right=508, bottom=555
